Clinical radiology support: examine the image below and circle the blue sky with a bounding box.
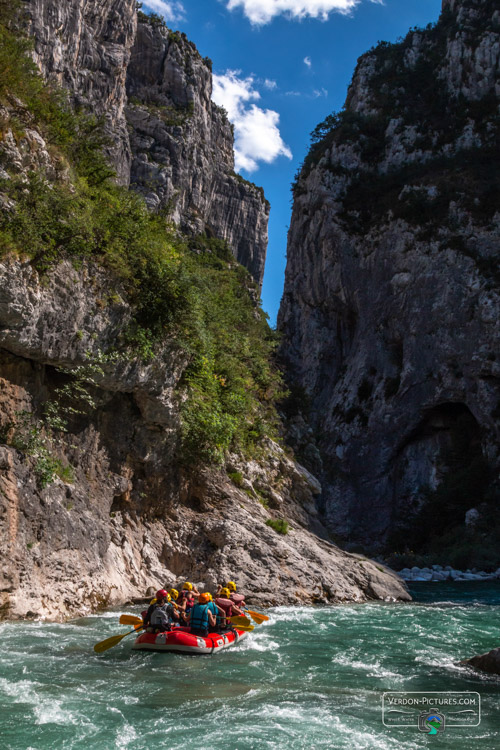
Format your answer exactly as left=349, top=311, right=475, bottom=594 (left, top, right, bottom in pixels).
left=142, top=0, right=442, bottom=323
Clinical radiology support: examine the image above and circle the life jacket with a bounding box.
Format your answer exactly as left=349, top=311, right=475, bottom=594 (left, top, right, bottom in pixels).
left=215, top=597, right=234, bottom=619
left=208, top=600, right=222, bottom=626
left=230, top=593, right=245, bottom=607
left=179, top=590, right=195, bottom=610
left=189, top=603, right=210, bottom=632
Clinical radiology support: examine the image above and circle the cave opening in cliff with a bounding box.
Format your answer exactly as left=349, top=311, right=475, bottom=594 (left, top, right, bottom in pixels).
left=388, top=402, right=499, bottom=568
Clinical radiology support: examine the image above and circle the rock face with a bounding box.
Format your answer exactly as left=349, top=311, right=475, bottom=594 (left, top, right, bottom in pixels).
left=126, top=22, right=270, bottom=286
left=0, top=259, right=409, bottom=619
left=463, top=647, right=500, bottom=676
left=23, top=3, right=269, bottom=284
left=279, top=0, right=500, bottom=549
left=26, top=0, right=137, bottom=184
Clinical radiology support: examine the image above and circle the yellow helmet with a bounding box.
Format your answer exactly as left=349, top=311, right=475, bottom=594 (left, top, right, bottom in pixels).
left=226, top=581, right=237, bottom=592
left=220, top=587, right=230, bottom=598
left=199, top=592, right=210, bottom=604
left=183, top=582, right=193, bottom=591
left=169, top=588, right=179, bottom=601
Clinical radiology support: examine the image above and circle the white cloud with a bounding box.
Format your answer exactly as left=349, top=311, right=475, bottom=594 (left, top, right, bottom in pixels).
left=264, top=78, right=278, bottom=90
left=225, top=0, right=382, bottom=25
left=142, top=1, right=185, bottom=22
left=313, top=87, right=328, bottom=97
left=212, top=71, right=292, bottom=172
left=212, top=71, right=260, bottom=120
left=304, top=56, right=312, bottom=68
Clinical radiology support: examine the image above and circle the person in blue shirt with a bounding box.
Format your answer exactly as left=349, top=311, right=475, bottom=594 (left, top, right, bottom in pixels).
left=188, top=593, right=216, bottom=637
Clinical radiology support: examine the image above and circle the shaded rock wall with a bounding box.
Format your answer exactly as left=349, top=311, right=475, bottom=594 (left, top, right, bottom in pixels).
left=279, top=0, right=500, bottom=549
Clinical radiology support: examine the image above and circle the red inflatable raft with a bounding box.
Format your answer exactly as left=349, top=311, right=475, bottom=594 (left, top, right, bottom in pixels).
left=132, top=626, right=248, bottom=655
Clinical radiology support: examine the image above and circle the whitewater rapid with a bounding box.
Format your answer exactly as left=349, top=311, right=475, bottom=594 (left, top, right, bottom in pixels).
left=0, top=583, right=499, bottom=749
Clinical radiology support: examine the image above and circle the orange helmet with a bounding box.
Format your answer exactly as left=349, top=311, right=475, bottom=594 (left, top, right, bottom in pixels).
left=198, top=593, right=211, bottom=604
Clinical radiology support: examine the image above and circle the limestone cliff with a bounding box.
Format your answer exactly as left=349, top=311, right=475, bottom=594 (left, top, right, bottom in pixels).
left=23, top=1, right=269, bottom=284
left=279, top=0, right=500, bottom=555
left=26, top=0, right=137, bottom=184
left=126, top=21, right=269, bottom=286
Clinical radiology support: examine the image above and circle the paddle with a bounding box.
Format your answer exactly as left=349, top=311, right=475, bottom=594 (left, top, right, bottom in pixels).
left=229, top=615, right=252, bottom=628
left=232, top=623, right=254, bottom=632
left=94, top=626, right=144, bottom=654
left=244, top=609, right=269, bottom=624
left=120, top=614, right=144, bottom=629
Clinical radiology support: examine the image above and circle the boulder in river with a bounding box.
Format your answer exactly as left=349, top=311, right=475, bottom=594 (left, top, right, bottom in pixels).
left=462, top=648, right=500, bottom=676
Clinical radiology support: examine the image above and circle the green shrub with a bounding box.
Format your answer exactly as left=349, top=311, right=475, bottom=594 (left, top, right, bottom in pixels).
left=228, top=471, right=244, bottom=486
left=5, top=411, right=74, bottom=489
left=257, top=492, right=269, bottom=509
left=178, top=257, right=284, bottom=464
left=136, top=2, right=166, bottom=28
left=266, top=518, right=289, bottom=535
left=230, top=171, right=269, bottom=208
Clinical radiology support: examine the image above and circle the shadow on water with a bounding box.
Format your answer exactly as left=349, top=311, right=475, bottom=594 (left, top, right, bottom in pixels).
left=408, top=581, right=500, bottom=606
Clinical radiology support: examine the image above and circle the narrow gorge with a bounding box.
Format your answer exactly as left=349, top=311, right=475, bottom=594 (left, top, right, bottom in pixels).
left=0, top=0, right=408, bottom=620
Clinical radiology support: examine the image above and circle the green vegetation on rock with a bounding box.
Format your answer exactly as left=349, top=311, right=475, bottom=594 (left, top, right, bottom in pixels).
left=0, top=411, right=73, bottom=489
left=0, top=4, right=283, bottom=467
left=297, top=3, right=498, bottom=185
left=292, top=0, right=499, bottom=283
left=266, top=518, right=289, bottom=535
left=136, top=2, right=166, bottom=29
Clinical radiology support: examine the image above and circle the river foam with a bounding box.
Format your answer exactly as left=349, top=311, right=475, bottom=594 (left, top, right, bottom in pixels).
left=0, top=585, right=499, bottom=749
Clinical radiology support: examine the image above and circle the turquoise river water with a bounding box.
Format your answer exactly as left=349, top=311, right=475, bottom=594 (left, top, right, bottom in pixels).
left=0, top=582, right=499, bottom=749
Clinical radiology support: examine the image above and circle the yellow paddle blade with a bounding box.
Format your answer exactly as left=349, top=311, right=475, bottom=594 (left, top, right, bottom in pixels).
left=119, top=614, right=143, bottom=627
left=245, top=609, right=269, bottom=623
left=229, top=615, right=252, bottom=627
left=234, top=623, right=254, bottom=632
left=94, top=630, right=131, bottom=654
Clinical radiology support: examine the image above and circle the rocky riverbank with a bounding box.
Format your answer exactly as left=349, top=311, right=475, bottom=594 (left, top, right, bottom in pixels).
left=396, top=565, right=500, bottom=582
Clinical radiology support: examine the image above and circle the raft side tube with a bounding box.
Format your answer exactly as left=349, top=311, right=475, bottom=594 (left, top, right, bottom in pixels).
left=131, top=627, right=247, bottom=654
